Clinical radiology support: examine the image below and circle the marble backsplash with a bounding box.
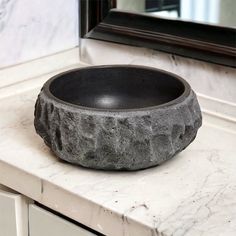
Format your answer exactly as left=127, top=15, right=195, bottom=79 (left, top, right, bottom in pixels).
left=0, top=0, right=78, bottom=68
left=81, top=39, right=236, bottom=104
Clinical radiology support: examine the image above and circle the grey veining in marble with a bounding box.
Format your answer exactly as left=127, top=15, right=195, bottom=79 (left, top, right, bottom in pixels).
left=0, top=0, right=78, bottom=68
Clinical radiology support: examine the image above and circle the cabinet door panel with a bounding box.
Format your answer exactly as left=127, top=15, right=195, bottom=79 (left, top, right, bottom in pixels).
left=0, top=185, right=30, bottom=236
left=29, top=204, right=96, bottom=236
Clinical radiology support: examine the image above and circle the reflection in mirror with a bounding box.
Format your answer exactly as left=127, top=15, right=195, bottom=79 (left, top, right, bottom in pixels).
left=116, top=0, right=236, bottom=28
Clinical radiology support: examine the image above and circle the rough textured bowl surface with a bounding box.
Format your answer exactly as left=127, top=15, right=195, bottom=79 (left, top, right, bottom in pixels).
left=34, top=65, right=202, bottom=170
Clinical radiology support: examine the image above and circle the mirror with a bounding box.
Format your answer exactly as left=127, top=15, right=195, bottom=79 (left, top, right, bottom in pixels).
left=116, top=0, right=236, bottom=28
left=80, top=0, right=236, bottom=67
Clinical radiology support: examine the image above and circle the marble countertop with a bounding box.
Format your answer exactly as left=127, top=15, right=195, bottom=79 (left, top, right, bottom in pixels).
left=0, top=73, right=236, bottom=236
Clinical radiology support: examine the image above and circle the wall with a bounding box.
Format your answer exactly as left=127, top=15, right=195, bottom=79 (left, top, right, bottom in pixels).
left=116, top=0, right=145, bottom=12
left=219, top=0, right=236, bottom=27
left=81, top=39, right=236, bottom=104
left=0, top=0, right=78, bottom=68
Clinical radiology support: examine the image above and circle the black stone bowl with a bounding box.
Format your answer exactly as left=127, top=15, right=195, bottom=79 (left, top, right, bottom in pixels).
left=34, top=65, right=202, bottom=170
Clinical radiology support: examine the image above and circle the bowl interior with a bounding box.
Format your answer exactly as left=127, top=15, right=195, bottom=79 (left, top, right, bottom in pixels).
left=49, top=66, right=186, bottom=110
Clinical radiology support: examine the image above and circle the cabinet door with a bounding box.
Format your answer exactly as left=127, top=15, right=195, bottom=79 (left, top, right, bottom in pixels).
left=0, top=185, right=30, bottom=236
left=29, top=204, right=96, bottom=236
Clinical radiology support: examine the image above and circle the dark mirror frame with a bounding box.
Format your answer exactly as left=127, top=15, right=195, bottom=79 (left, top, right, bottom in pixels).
left=80, top=0, right=236, bottom=67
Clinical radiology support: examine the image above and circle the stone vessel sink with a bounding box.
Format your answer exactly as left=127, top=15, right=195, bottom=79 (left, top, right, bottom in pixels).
left=34, top=65, right=202, bottom=170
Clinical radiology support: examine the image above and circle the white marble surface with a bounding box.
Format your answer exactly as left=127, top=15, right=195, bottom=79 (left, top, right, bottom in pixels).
left=0, top=74, right=236, bottom=235
left=0, top=48, right=81, bottom=89
left=81, top=39, right=236, bottom=103
left=0, top=0, right=78, bottom=68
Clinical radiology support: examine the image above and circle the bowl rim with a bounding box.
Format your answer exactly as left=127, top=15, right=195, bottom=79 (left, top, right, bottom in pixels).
left=42, top=65, right=192, bottom=113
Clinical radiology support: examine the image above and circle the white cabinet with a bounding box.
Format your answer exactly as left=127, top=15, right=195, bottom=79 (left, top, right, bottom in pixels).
left=0, top=185, right=30, bottom=236
left=29, top=204, right=96, bottom=236
left=0, top=185, right=97, bottom=236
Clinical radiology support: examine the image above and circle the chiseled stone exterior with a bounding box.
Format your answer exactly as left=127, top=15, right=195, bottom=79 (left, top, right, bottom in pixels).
left=34, top=89, right=202, bottom=170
